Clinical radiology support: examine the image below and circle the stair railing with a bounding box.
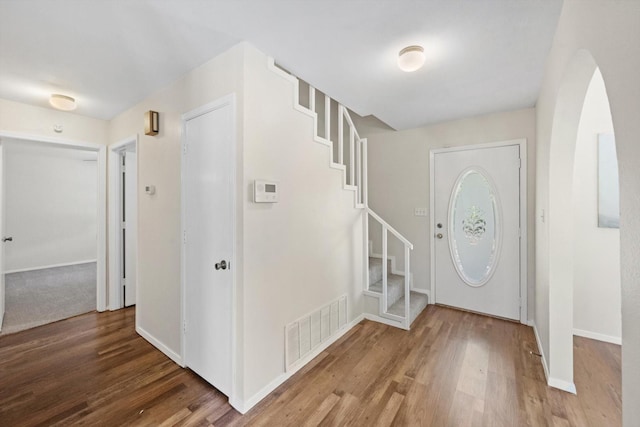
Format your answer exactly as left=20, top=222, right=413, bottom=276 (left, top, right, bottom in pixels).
left=367, top=210, right=413, bottom=329
left=307, top=84, right=367, bottom=208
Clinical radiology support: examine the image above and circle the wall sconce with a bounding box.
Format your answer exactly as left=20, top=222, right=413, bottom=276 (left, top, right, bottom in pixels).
left=145, top=110, right=159, bottom=136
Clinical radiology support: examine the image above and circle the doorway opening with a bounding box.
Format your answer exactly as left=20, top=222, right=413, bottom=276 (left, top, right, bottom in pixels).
left=569, top=67, right=621, bottom=419
left=546, top=50, right=621, bottom=397
left=108, top=136, right=138, bottom=310
left=0, top=134, right=107, bottom=334
left=572, top=68, right=621, bottom=344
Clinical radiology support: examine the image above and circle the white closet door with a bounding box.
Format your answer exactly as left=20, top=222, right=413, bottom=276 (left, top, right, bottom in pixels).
left=183, top=99, right=234, bottom=396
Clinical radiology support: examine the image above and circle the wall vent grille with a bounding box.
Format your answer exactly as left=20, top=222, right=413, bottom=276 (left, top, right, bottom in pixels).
left=285, top=295, right=348, bottom=372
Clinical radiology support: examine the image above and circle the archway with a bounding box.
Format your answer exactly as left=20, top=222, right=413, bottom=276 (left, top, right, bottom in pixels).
left=547, top=49, right=597, bottom=390
left=546, top=49, right=620, bottom=391
left=572, top=68, right=621, bottom=345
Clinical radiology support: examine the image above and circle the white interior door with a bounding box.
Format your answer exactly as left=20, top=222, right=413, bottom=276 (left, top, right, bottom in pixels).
left=0, top=142, right=4, bottom=330
left=123, top=150, right=137, bottom=307
left=183, top=99, right=234, bottom=396
left=433, top=144, right=520, bottom=320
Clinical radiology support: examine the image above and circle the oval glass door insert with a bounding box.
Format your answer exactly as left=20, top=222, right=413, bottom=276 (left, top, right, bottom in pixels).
left=448, top=168, right=501, bottom=286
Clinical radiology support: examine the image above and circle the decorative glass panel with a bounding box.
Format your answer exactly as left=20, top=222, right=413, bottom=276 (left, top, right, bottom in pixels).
left=448, top=168, right=501, bottom=286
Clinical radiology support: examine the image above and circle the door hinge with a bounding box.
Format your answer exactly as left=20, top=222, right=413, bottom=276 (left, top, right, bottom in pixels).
left=183, top=230, right=187, bottom=244
left=121, top=221, right=126, bottom=230
left=517, top=157, right=522, bottom=169
left=121, top=278, right=126, bottom=287
left=183, top=320, right=187, bottom=334
left=183, top=144, right=188, bottom=155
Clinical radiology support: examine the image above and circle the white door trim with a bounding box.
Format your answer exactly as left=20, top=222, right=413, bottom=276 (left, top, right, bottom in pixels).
left=108, top=135, right=138, bottom=310
left=0, top=130, right=108, bottom=312
left=180, top=93, right=238, bottom=406
left=429, top=138, right=528, bottom=323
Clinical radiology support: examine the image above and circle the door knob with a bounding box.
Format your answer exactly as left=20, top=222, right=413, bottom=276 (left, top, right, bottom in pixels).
left=215, top=260, right=228, bottom=270
left=2, top=237, right=12, bottom=242
left=436, top=233, right=443, bottom=239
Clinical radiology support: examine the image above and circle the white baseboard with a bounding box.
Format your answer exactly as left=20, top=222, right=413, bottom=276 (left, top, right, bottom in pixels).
left=530, top=321, right=577, bottom=395
left=230, top=313, right=365, bottom=414
left=531, top=321, right=550, bottom=383
left=573, top=328, right=621, bottom=345
left=548, top=377, right=577, bottom=394
left=5, top=259, right=97, bottom=274
left=136, top=325, right=183, bottom=366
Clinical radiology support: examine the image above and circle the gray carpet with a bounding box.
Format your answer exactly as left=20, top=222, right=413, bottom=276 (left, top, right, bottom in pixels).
left=1, top=262, right=96, bottom=335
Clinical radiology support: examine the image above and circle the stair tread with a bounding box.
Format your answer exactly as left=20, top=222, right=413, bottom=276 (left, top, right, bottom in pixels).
left=368, top=274, right=405, bottom=292
left=386, top=292, right=429, bottom=324
left=368, top=274, right=406, bottom=308
left=369, top=257, right=383, bottom=267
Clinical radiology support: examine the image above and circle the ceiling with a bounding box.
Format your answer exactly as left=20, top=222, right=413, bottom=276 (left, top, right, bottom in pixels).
left=0, top=1, right=563, bottom=130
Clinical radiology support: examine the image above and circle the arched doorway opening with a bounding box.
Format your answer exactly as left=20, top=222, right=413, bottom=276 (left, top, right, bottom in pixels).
left=546, top=50, right=621, bottom=393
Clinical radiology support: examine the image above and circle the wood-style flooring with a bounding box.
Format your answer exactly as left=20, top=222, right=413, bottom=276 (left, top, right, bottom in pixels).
left=0, top=305, right=621, bottom=426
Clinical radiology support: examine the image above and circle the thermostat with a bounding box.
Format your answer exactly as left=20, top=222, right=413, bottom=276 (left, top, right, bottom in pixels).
left=254, top=180, right=278, bottom=203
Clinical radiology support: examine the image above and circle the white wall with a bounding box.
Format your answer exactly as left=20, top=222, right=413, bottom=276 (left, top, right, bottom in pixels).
left=572, top=69, right=621, bottom=342
left=108, top=43, right=366, bottom=410
left=0, top=98, right=108, bottom=145
left=108, top=43, right=246, bottom=365
left=362, top=108, right=536, bottom=318
left=535, top=1, right=640, bottom=422
left=4, top=141, right=97, bottom=272
left=0, top=98, right=108, bottom=271
left=241, top=45, right=364, bottom=403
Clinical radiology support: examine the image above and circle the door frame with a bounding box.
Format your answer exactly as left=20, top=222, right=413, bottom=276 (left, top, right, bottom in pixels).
left=180, top=94, right=237, bottom=402
left=108, top=135, right=138, bottom=310
left=0, top=130, right=108, bottom=312
left=429, top=138, right=528, bottom=323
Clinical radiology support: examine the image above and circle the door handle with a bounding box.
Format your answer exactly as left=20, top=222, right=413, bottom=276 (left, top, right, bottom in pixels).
left=2, top=237, right=12, bottom=242
left=215, top=260, right=228, bottom=270
left=436, top=233, right=443, bottom=239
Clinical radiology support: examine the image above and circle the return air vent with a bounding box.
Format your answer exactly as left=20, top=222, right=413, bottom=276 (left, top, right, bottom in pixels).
left=285, top=295, right=348, bottom=372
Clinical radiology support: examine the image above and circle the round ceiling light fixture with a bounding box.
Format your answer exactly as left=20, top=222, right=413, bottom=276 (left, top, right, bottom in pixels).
left=49, top=94, right=77, bottom=111
left=398, top=45, right=425, bottom=72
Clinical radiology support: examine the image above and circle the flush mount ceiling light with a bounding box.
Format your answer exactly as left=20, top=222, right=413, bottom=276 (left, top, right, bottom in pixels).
left=49, top=94, right=77, bottom=111
left=398, top=45, right=425, bottom=72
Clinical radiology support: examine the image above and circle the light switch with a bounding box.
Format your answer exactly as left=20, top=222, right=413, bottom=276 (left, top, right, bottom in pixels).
left=414, top=207, right=428, bottom=217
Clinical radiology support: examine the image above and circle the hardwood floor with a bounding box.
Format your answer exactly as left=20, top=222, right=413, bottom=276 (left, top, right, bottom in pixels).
left=0, top=305, right=621, bottom=426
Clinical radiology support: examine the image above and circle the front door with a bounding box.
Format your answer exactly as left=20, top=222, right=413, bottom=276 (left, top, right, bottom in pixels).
left=183, top=97, right=234, bottom=396
left=433, top=143, right=521, bottom=320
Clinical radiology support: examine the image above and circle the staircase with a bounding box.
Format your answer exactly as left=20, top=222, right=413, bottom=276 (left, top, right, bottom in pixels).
left=368, top=258, right=428, bottom=326
left=268, top=58, right=428, bottom=330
